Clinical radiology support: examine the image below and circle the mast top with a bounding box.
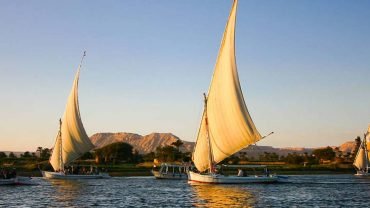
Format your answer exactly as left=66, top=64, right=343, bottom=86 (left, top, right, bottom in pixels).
left=262, top=132, right=274, bottom=139
left=59, top=118, right=62, bottom=131
left=79, top=51, right=87, bottom=69
left=203, top=93, right=208, bottom=107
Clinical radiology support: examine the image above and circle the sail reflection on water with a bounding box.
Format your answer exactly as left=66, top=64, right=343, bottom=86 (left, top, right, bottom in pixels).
left=190, top=183, right=255, bottom=207
left=49, top=180, right=84, bottom=203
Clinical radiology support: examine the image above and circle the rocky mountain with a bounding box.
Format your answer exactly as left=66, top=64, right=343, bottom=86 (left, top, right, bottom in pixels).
left=90, top=132, right=358, bottom=156
left=338, top=141, right=356, bottom=153
left=90, top=132, right=194, bottom=154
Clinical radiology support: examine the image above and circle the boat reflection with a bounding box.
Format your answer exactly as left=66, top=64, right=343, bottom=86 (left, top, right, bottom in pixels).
left=49, top=180, right=85, bottom=203
left=190, top=182, right=255, bottom=207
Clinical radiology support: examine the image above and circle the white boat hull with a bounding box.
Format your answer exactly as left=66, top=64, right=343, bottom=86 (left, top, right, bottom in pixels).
left=188, top=171, right=278, bottom=184
left=355, top=170, right=369, bottom=176
left=42, top=171, right=110, bottom=179
left=152, top=170, right=187, bottom=180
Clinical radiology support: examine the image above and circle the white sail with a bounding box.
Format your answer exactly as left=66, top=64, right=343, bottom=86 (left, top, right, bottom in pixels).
left=192, top=0, right=262, bottom=172
left=353, top=141, right=368, bottom=170
left=49, top=132, right=62, bottom=171
left=50, top=57, right=94, bottom=171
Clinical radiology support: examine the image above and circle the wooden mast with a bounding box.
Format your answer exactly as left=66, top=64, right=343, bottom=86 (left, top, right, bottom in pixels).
left=59, top=118, right=64, bottom=172
left=203, top=93, right=214, bottom=174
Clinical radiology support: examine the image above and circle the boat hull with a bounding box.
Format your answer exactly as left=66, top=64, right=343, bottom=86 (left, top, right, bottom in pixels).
left=188, top=171, right=278, bottom=184
left=0, top=177, right=36, bottom=185
left=0, top=178, right=17, bottom=185
left=355, top=170, right=369, bottom=176
left=152, top=170, right=187, bottom=180
left=42, top=171, right=110, bottom=179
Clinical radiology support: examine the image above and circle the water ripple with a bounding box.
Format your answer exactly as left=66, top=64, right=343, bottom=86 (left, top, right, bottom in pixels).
left=0, top=174, right=369, bottom=207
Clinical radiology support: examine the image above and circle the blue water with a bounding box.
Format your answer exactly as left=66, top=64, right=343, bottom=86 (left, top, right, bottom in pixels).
left=1, top=175, right=370, bottom=207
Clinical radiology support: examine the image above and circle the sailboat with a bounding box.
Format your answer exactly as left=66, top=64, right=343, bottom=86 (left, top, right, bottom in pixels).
left=188, top=0, right=278, bottom=184
left=42, top=52, right=109, bottom=179
left=353, top=126, right=370, bottom=176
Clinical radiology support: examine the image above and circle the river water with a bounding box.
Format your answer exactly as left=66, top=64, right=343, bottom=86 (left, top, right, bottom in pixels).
left=1, top=174, right=369, bottom=207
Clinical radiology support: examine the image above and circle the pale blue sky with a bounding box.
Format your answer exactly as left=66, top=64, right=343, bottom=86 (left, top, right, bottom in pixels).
left=1, top=0, right=370, bottom=151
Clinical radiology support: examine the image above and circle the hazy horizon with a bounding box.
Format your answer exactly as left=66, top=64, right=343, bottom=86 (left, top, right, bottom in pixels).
left=1, top=1, right=370, bottom=152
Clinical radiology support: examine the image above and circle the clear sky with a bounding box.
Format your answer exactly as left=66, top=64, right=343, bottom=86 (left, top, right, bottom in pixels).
left=1, top=0, right=370, bottom=152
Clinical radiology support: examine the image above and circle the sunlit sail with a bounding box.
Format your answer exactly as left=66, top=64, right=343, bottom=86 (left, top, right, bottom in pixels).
left=188, top=0, right=278, bottom=184
left=354, top=126, right=370, bottom=176
left=353, top=142, right=368, bottom=171
left=49, top=53, right=94, bottom=171
left=42, top=52, right=108, bottom=179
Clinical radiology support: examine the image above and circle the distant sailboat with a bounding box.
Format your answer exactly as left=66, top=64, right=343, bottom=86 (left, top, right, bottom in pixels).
left=188, top=0, right=278, bottom=184
left=42, top=52, right=109, bottom=179
left=353, top=126, right=370, bottom=176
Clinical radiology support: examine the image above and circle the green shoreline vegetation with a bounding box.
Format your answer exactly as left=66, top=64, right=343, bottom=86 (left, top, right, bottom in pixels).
left=0, top=137, right=361, bottom=177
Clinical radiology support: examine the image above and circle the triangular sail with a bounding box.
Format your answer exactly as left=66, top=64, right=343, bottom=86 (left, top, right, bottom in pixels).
left=353, top=139, right=368, bottom=170
left=50, top=54, right=95, bottom=171
left=192, top=0, right=262, bottom=172
left=49, top=131, right=62, bottom=171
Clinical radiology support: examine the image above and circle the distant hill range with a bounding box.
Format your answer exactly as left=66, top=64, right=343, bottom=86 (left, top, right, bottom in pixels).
left=90, top=132, right=358, bottom=156
left=90, top=132, right=194, bottom=154
left=240, top=141, right=357, bottom=157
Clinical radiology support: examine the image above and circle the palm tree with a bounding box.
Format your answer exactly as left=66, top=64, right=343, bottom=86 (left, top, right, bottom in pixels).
left=0, top=152, right=7, bottom=159
left=36, top=147, right=43, bottom=158
left=8, top=152, right=17, bottom=159
left=171, top=139, right=184, bottom=150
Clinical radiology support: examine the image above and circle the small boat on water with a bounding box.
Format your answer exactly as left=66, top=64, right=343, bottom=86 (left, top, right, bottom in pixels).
left=1, top=168, right=37, bottom=185
left=188, top=0, right=279, bottom=184
left=152, top=163, right=188, bottom=179
left=353, top=126, right=370, bottom=176
left=0, top=177, right=36, bottom=186
left=41, top=52, right=109, bottom=180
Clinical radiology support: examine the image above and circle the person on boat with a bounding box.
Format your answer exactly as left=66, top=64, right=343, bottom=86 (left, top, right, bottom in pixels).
left=1, top=169, right=6, bottom=179
left=1, top=168, right=16, bottom=179
left=4, top=170, right=9, bottom=179
left=82, top=167, right=86, bottom=174
left=213, top=166, right=222, bottom=175
left=237, top=169, right=244, bottom=177
left=75, top=165, right=80, bottom=175
left=90, top=165, right=93, bottom=174
left=210, top=165, right=217, bottom=174
left=152, top=164, right=158, bottom=171
left=264, top=168, right=270, bottom=176
left=66, top=167, right=71, bottom=175
left=10, top=168, right=16, bottom=178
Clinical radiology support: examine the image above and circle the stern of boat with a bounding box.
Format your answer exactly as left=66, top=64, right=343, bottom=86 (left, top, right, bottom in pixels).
left=42, top=171, right=65, bottom=179
left=355, top=170, right=369, bottom=176
left=100, top=172, right=111, bottom=179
